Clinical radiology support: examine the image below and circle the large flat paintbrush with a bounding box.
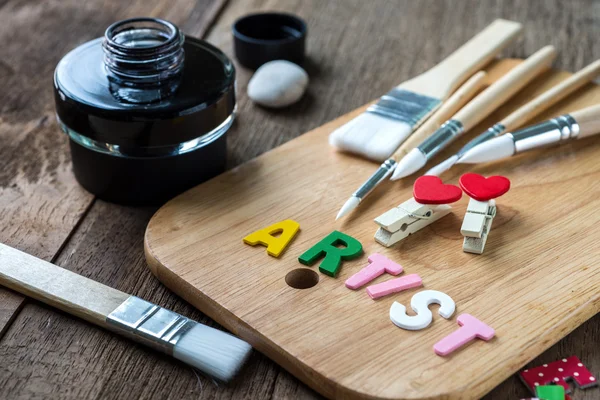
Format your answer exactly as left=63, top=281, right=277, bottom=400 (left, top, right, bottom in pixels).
left=329, top=19, right=522, bottom=162
left=0, top=243, right=252, bottom=382
left=335, top=71, right=487, bottom=219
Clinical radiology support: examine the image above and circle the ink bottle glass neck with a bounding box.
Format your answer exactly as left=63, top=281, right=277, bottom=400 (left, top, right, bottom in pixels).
left=102, top=18, right=185, bottom=103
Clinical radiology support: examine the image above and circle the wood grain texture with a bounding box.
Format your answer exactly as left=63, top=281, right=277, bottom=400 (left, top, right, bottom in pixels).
left=2, top=0, right=600, bottom=399
left=0, top=202, right=285, bottom=400
left=0, top=0, right=97, bottom=335
left=572, top=104, right=600, bottom=137
left=144, top=59, right=600, bottom=399
left=0, top=0, right=228, bottom=339
left=453, top=46, right=556, bottom=131
left=398, top=19, right=522, bottom=100
left=500, top=60, right=600, bottom=130
left=0, top=243, right=128, bottom=325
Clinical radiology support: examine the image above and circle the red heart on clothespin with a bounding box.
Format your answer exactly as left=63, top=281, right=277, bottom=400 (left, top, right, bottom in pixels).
left=459, top=173, right=510, bottom=201
left=413, top=175, right=462, bottom=204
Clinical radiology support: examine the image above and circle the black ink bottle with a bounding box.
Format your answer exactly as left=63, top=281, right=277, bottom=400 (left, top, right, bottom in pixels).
left=54, top=18, right=235, bottom=204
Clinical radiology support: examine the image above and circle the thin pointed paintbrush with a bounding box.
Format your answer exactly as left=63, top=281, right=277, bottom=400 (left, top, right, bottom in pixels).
left=426, top=59, right=600, bottom=175
left=0, top=243, right=252, bottom=382
left=329, top=19, right=522, bottom=162
left=335, top=71, right=487, bottom=220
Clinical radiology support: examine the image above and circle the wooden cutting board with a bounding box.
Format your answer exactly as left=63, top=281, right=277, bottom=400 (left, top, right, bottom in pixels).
left=144, top=59, right=600, bottom=400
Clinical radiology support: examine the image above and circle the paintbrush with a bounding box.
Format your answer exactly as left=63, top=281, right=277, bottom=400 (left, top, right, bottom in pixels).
left=426, top=59, right=600, bottom=176
left=335, top=71, right=487, bottom=220
left=337, top=47, right=556, bottom=219
left=0, top=243, right=252, bottom=382
left=328, top=19, right=523, bottom=162
left=456, top=103, right=600, bottom=164
left=390, top=45, right=557, bottom=181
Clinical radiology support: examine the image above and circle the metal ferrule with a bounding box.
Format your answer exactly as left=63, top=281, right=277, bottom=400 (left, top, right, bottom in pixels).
left=418, top=119, right=464, bottom=159
left=511, top=114, right=579, bottom=153
left=354, top=158, right=397, bottom=199
left=106, top=296, right=195, bottom=355
left=367, top=88, right=440, bottom=126
left=457, top=123, right=506, bottom=157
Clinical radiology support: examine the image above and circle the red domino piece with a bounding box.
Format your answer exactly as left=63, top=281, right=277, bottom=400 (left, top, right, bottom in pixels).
left=459, top=173, right=510, bottom=201
left=413, top=176, right=462, bottom=205
left=519, top=356, right=598, bottom=396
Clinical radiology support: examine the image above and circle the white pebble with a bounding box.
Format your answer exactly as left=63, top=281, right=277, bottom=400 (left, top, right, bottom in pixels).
left=247, top=60, right=308, bottom=108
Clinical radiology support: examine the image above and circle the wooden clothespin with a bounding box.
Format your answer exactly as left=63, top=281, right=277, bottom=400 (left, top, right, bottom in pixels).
left=374, top=176, right=462, bottom=247
left=459, top=173, right=510, bottom=254
left=375, top=199, right=451, bottom=247
left=461, top=198, right=496, bottom=254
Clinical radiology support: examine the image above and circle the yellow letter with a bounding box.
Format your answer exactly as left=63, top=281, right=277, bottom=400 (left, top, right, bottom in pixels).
left=243, top=219, right=300, bottom=257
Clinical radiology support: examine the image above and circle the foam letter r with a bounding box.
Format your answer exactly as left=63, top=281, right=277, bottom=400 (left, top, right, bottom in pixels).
left=298, top=230, right=363, bottom=277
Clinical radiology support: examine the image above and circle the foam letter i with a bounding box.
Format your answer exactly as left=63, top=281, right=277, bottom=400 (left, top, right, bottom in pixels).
left=243, top=219, right=300, bottom=257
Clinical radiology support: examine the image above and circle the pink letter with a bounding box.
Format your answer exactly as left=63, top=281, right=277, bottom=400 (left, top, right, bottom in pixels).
left=433, top=314, right=495, bottom=356
left=366, top=274, right=422, bottom=299
left=345, top=253, right=403, bottom=290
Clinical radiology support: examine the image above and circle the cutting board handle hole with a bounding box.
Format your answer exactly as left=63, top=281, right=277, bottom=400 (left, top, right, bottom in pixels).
left=285, top=268, right=319, bottom=289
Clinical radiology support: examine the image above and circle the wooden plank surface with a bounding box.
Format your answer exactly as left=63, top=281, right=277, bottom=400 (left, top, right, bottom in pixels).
left=0, top=0, right=98, bottom=336
left=0, top=0, right=599, bottom=399
left=144, top=60, right=600, bottom=399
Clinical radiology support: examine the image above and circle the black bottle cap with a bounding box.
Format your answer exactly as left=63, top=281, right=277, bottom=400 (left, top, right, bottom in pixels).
left=232, top=12, right=306, bottom=70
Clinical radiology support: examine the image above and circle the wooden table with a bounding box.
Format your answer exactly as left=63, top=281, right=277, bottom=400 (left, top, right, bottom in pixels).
left=0, top=1, right=598, bottom=399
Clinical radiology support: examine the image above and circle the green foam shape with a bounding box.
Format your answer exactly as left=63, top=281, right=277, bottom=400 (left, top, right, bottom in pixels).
left=536, top=385, right=565, bottom=400
left=298, top=230, right=363, bottom=277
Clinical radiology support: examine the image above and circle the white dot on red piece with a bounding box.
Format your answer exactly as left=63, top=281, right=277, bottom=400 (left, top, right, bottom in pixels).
left=534, top=382, right=540, bottom=386
left=543, top=364, right=548, bottom=367
left=578, top=363, right=583, bottom=367
left=558, top=368, right=564, bottom=372
left=574, top=372, right=580, bottom=377
left=563, top=358, right=568, bottom=362
left=539, top=373, right=544, bottom=377
left=590, top=377, right=596, bottom=382
left=524, top=369, right=528, bottom=372
left=554, top=377, right=560, bottom=382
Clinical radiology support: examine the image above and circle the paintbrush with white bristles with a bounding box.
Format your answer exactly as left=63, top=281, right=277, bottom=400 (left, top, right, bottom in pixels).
left=0, top=243, right=252, bottom=382
left=426, top=59, right=600, bottom=176
left=329, top=19, right=522, bottom=162
left=390, top=45, right=557, bottom=181
left=456, top=103, right=600, bottom=165
left=336, top=45, right=557, bottom=219
left=336, top=71, right=487, bottom=220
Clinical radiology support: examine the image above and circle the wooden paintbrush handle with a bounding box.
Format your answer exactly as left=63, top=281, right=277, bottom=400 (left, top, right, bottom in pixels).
left=402, top=19, right=522, bottom=99
left=501, top=60, right=600, bottom=130
left=454, top=45, right=557, bottom=131
left=392, top=71, right=487, bottom=161
left=0, top=243, right=128, bottom=326
left=573, top=104, right=600, bottom=138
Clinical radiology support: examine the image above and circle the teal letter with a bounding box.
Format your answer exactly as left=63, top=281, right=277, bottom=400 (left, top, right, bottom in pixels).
left=298, top=230, right=363, bottom=277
